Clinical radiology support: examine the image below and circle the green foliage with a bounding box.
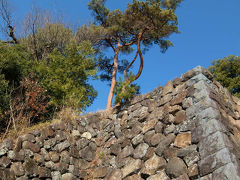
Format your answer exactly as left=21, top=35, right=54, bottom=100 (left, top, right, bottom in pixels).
left=88, top=0, right=181, bottom=105
left=36, top=41, right=97, bottom=110
left=209, top=55, right=240, bottom=98
left=114, top=72, right=140, bottom=104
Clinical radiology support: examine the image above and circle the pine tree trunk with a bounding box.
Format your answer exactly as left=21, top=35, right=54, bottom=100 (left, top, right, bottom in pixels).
left=106, top=45, right=121, bottom=110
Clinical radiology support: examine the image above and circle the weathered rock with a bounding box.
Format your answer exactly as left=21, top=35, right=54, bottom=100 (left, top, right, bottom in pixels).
left=164, top=124, right=175, bottom=135
left=24, top=158, right=38, bottom=176
left=154, top=122, right=164, bottom=133
left=131, top=134, right=144, bottom=146
left=162, top=81, right=174, bottom=96
left=10, top=162, right=25, bottom=176
left=105, top=169, right=122, bottom=180
left=174, top=132, right=191, bottom=148
left=165, top=157, right=187, bottom=178
left=198, top=148, right=234, bottom=176
left=0, top=139, right=13, bottom=157
left=21, top=134, right=35, bottom=143
left=142, top=119, right=158, bottom=133
left=51, top=171, right=61, bottom=180
left=172, top=173, right=189, bottom=180
left=142, top=154, right=166, bottom=175
left=151, top=133, right=164, bottom=146
left=62, top=173, right=75, bottom=180
left=144, top=130, right=155, bottom=145
left=177, top=145, right=197, bottom=157
left=124, top=174, right=143, bottom=180
left=40, top=148, right=50, bottom=161
left=92, top=167, right=108, bottom=178
left=174, top=110, right=186, bottom=124
left=184, top=151, right=200, bottom=167
left=147, top=170, right=170, bottom=180
left=171, top=90, right=187, bottom=106
left=22, top=141, right=40, bottom=153
left=44, top=138, right=56, bottom=150
left=155, top=134, right=175, bottom=156
left=187, top=164, right=198, bottom=178
left=38, top=166, right=51, bottom=178
left=81, top=132, right=92, bottom=140
left=54, top=140, right=70, bottom=152
left=0, top=156, right=11, bottom=168
left=49, top=151, right=60, bottom=162
left=133, top=143, right=149, bottom=159
left=163, top=147, right=179, bottom=160
left=118, top=145, right=134, bottom=159
left=121, top=159, right=142, bottom=178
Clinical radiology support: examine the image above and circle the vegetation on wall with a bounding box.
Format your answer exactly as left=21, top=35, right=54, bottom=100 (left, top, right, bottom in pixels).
left=209, top=55, right=240, bottom=98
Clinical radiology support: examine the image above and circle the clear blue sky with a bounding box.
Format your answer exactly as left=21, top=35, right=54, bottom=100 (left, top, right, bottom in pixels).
left=10, top=0, right=240, bottom=112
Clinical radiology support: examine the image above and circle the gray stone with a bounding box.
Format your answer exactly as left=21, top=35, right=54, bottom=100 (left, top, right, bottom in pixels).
left=23, top=158, right=38, bottom=176
left=0, top=139, right=13, bottom=157
left=142, top=154, right=166, bottom=175
left=155, top=122, right=164, bottom=133
left=199, top=131, right=233, bottom=158
left=147, top=170, right=170, bottom=180
left=196, top=107, right=221, bottom=121
left=183, top=151, right=200, bottom=167
left=121, top=159, right=142, bottom=178
left=177, top=145, right=197, bottom=157
left=79, top=146, right=96, bottom=161
left=60, top=151, right=70, bottom=164
left=212, top=163, right=240, bottom=180
left=51, top=171, right=61, bottom=180
left=21, top=134, right=36, bottom=143
left=54, top=140, right=70, bottom=152
left=165, top=157, right=187, bottom=178
left=151, top=133, right=164, bottom=146
left=44, top=138, right=56, bottom=150
left=45, top=161, right=56, bottom=170
left=10, top=162, right=25, bottom=176
left=133, top=143, right=149, bottom=159
left=110, top=144, right=121, bottom=155
left=105, top=169, right=122, bottom=180
left=199, top=119, right=226, bottom=138
left=62, top=173, right=75, bottom=180
left=118, top=145, right=134, bottom=159
left=131, top=134, right=144, bottom=146
left=49, top=151, right=60, bottom=162
left=164, top=124, right=175, bottom=135
left=38, top=166, right=51, bottom=178
left=155, top=134, right=175, bottom=156
left=41, top=148, right=50, bottom=161
left=198, top=148, right=234, bottom=176
left=22, top=141, right=40, bottom=153
left=162, top=81, right=174, bottom=96
left=0, top=156, right=11, bottom=167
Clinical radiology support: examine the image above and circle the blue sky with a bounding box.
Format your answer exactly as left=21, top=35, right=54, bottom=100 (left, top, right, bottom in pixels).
left=10, top=0, right=240, bottom=112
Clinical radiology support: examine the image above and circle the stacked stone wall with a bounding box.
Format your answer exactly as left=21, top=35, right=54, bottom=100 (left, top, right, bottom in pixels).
left=0, top=66, right=240, bottom=180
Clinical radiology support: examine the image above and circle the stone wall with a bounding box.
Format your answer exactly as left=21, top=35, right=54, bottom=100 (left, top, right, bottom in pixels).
left=0, top=66, right=240, bottom=180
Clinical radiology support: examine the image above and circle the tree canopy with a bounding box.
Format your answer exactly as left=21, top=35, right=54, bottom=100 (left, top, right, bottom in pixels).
left=209, top=55, right=240, bottom=98
left=87, top=0, right=181, bottom=109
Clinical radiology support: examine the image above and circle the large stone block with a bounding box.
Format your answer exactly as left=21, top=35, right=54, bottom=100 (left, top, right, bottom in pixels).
left=199, top=131, right=233, bottom=158
left=212, top=163, right=240, bottom=180
left=198, top=148, right=235, bottom=176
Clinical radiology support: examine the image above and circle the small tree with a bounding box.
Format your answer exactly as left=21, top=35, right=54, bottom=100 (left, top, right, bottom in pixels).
left=209, top=55, right=240, bottom=98
left=88, top=0, right=181, bottom=110
left=36, top=41, right=97, bottom=111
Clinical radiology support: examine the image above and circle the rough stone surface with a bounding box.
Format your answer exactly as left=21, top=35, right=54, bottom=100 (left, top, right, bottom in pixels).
left=0, top=66, right=239, bottom=179
left=165, top=157, right=188, bottom=178
left=174, top=132, right=191, bottom=148
left=121, top=159, right=142, bottom=178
